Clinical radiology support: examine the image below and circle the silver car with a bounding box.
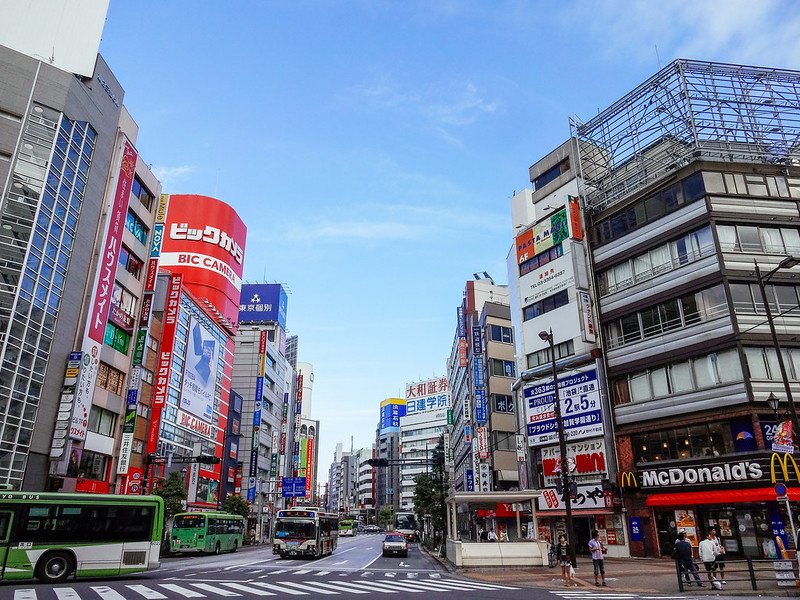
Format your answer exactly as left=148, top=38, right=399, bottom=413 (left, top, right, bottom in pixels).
left=382, top=532, right=408, bottom=557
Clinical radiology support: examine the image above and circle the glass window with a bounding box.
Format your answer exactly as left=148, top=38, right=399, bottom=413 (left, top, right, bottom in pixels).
left=730, top=283, right=753, bottom=312
left=745, top=348, right=768, bottom=379
left=682, top=172, right=705, bottom=201
left=649, top=244, right=671, bottom=272
left=693, top=355, right=716, bottom=388
left=717, top=225, right=737, bottom=251
left=715, top=349, right=743, bottom=383
left=659, top=299, right=681, bottom=332
left=613, top=261, right=633, bottom=287
left=681, top=292, right=702, bottom=324
left=621, top=314, right=641, bottom=343
left=490, top=325, right=513, bottom=344
left=700, top=284, right=727, bottom=315
left=669, top=361, right=694, bottom=393
left=651, top=367, right=669, bottom=397
left=775, top=286, right=798, bottom=313
left=640, top=307, right=661, bottom=337
left=703, top=172, right=726, bottom=193
left=633, top=254, right=652, bottom=280
left=760, top=228, right=785, bottom=254
left=782, top=228, right=800, bottom=254
left=629, top=373, right=651, bottom=402
left=736, top=226, right=761, bottom=252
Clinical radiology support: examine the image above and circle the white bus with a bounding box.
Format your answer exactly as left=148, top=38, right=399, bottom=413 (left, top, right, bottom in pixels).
left=394, top=511, right=418, bottom=541
left=272, top=507, right=338, bottom=558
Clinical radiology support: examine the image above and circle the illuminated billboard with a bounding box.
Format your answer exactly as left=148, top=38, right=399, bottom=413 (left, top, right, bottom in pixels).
left=238, top=283, right=288, bottom=328
left=160, top=195, right=247, bottom=327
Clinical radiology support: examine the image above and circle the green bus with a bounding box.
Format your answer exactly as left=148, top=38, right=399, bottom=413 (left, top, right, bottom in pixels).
left=171, top=511, right=244, bottom=555
left=0, top=490, right=163, bottom=583
left=338, top=518, right=357, bottom=537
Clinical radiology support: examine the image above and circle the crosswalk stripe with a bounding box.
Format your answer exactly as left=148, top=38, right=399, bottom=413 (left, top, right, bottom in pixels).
left=13, top=590, right=36, bottom=600
left=190, top=583, right=241, bottom=597
left=249, top=582, right=308, bottom=596
left=269, top=569, right=288, bottom=575
left=91, top=586, right=127, bottom=600
left=396, top=579, right=471, bottom=592
left=369, top=580, right=425, bottom=593
left=314, top=571, right=331, bottom=576
left=333, top=581, right=399, bottom=594
left=220, top=583, right=275, bottom=596
left=294, top=569, right=311, bottom=575
left=126, top=585, right=168, bottom=599
left=278, top=581, right=340, bottom=595
left=54, top=589, right=82, bottom=600
left=158, top=584, right=207, bottom=598
left=435, top=579, right=519, bottom=590
left=304, top=582, right=370, bottom=594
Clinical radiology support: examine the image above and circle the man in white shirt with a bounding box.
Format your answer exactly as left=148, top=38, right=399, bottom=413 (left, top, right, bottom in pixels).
left=698, top=531, right=722, bottom=586
left=487, top=528, right=498, bottom=542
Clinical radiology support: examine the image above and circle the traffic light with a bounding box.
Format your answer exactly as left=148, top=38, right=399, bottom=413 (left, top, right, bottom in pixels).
left=195, top=455, right=221, bottom=465
left=366, top=458, right=389, bottom=468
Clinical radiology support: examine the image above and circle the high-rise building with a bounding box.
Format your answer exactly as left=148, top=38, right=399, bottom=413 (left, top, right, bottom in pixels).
left=375, top=398, right=404, bottom=511
left=573, top=59, right=800, bottom=559
left=285, top=335, right=298, bottom=370
left=354, top=445, right=375, bottom=519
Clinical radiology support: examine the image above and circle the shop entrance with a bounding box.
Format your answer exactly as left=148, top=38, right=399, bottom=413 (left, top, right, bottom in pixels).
left=702, top=506, right=793, bottom=559
left=655, top=511, right=678, bottom=557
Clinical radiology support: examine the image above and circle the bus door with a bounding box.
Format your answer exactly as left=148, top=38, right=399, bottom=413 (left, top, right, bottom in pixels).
left=0, top=510, right=13, bottom=576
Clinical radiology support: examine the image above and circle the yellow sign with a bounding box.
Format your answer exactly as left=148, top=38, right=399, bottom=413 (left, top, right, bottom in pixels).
left=770, top=452, right=800, bottom=483
left=619, top=471, right=638, bottom=488
left=156, top=194, right=169, bottom=224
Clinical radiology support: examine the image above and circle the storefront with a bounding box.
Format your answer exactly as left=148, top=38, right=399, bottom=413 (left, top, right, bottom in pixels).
left=620, top=451, right=800, bottom=558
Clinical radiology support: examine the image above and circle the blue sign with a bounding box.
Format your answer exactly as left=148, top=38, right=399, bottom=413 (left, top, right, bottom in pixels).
left=464, top=425, right=471, bottom=447
left=238, top=283, right=288, bottom=328
left=150, top=224, right=164, bottom=257
left=473, top=357, right=484, bottom=387
left=457, top=305, right=466, bottom=339
left=281, top=476, right=308, bottom=498
left=380, top=400, right=406, bottom=434
left=475, top=388, right=487, bottom=424
left=472, top=326, right=482, bottom=355
left=628, top=517, right=643, bottom=542
left=466, top=469, right=474, bottom=491
left=255, top=376, right=263, bottom=403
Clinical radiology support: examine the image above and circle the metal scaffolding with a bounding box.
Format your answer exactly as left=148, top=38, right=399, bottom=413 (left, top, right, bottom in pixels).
left=571, top=59, right=800, bottom=212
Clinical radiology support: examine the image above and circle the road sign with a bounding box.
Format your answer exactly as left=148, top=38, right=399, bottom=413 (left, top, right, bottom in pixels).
left=775, top=482, right=788, bottom=499
left=281, top=476, right=307, bottom=497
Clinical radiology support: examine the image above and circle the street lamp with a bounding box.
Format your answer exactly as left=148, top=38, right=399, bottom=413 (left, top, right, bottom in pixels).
left=768, top=392, right=781, bottom=418
left=754, top=257, right=800, bottom=446
left=539, top=329, right=576, bottom=567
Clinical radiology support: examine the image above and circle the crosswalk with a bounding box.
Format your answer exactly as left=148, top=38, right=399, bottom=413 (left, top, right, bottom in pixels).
left=12, top=577, right=519, bottom=599
left=551, top=591, right=689, bottom=600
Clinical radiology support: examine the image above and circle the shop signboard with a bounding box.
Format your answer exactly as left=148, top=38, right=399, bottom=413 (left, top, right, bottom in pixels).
left=475, top=388, right=487, bottom=424
left=476, top=427, right=489, bottom=459
left=465, top=469, right=474, bottom=492
left=521, top=252, right=575, bottom=306
left=478, top=462, right=491, bottom=492
left=238, top=283, right=288, bottom=328
left=538, top=482, right=607, bottom=511
left=457, top=305, right=466, bottom=339
left=628, top=517, right=643, bottom=542
left=524, top=367, right=603, bottom=446
left=541, top=439, right=607, bottom=486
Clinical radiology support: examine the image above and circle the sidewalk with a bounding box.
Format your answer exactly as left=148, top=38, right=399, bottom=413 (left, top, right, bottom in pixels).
left=447, top=556, right=800, bottom=596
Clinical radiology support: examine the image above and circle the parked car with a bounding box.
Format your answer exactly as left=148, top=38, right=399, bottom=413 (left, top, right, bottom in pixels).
left=364, top=525, right=383, bottom=533
left=382, top=532, right=408, bottom=557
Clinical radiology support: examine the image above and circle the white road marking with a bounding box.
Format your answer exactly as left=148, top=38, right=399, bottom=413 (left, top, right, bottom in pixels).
left=373, top=580, right=426, bottom=593
left=158, top=584, right=207, bottom=598
left=430, top=573, right=441, bottom=578
left=314, top=571, right=331, bottom=576
left=358, top=580, right=419, bottom=593
left=90, top=587, right=128, bottom=600
left=13, top=591, right=36, bottom=600
left=331, top=560, right=348, bottom=565
left=54, top=590, right=82, bottom=600
left=126, top=585, right=168, bottom=599
left=190, top=583, right=241, bottom=597
left=268, top=569, right=288, bottom=575
left=220, top=582, right=275, bottom=596
left=278, top=581, right=340, bottom=595
left=336, top=581, right=399, bottom=594
left=385, top=572, right=396, bottom=578
left=437, top=579, right=520, bottom=590
left=224, top=560, right=266, bottom=571
left=249, top=582, right=308, bottom=596
left=307, top=581, right=370, bottom=594
left=294, top=569, right=311, bottom=575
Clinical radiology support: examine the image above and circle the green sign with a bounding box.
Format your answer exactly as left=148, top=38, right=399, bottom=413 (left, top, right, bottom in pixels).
left=132, top=329, right=147, bottom=365
left=447, top=408, right=453, bottom=425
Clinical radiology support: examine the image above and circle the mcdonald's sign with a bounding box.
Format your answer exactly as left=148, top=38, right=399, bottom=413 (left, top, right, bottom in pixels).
left=619, top=471, right=638, bottom=488
left=770, top=452, right=800, bottom=484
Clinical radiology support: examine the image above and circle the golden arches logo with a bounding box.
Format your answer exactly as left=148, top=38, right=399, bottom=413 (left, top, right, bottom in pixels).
left=619, top=471, right=638, bottom=488
left=770, top=452, right=800, bottom=483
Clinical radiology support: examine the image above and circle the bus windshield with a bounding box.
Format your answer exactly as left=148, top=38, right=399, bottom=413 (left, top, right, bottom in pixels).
left=174, top=515, right=205, bottom=528
left=396, top=514, right=415, bottom=529
left=275, top=519, right=316, bottom=539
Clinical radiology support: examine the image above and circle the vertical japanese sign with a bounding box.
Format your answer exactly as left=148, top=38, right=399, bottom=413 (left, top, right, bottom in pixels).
left=475, top=388, right=487, bottom=424
left=49, top=352, right=82, bottom=461
left=568, top=195, right=583, bottom=240
left=578, top=291, right=596, bottom=343
left=476, top=426, right=489, bottom=459
left=472, top=325, right=482, bottom=356
left=466, top=469, right=475, bottom=491
left=478, top=462, right=492, bottom=492
left=63, top=139, right=137, bottom=447
left=305, top=437, right=314, bottom=498
left=145, top=273, right=183, bottom=458
left=248, top=330, right=267, bottom=503
left=457, top=305, right=466, bottom=339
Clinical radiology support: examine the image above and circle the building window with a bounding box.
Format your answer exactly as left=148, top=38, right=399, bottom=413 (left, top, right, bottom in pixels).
left=594, top=172, right=706, bottom=246
left=744, top=346, right=800, bottom=381
left=522, top=289, right=569, bottom=321
left=605, top=284, right=728, bottom=348
left=117, top=245, right=143, bottom=279
left=632, top=422, right=732, bottom=463
left=526, top=340, right=574, bottom=369
left=611, top=348, right=742, bottom=405
left=703, top=170, right=800, bottom=199
left=489, top=359, right=516, bottom=378
left=87, top=406, right=117, bottom=437
left=597, top=225, right=714, bottom=296
left=493, top=394, right=514, bottom=413
left=520, top=243, right=564, bottom=277
left=130, top=176, right=154, bottom=210
left=717, top=224, right=800, bottom=255
left=491, top=431, right=516, bottom=451
left=136, top=403, right=151, bottom=419
left=112, top=282, right=137, bottom=317
left=96, top=362, right=125, bottom=395
left=125, top=210, right=148, bottom=245
left=132, top=439, right=144, bottom=454
left=141, top=368, right=154, bottom=385
left=77, top=450, right=108, bottom=480
left=730, top=282, right=800, bottom=315
left=489, top=325, right=513, bottom=344
left=147, top=336, right=159, bottom=352
left=533, top=158, right=570, bottom=191
left=265, top=353, right=277, bottom=369
left=103, top=322, right=131, bottom=355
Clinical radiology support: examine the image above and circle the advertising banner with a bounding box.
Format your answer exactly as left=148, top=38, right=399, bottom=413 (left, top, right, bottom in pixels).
left=458, top=338, right=468, bottom=367
left=478, top=462, right=492, bottom=492
left=160, top=195, right=247, bottom=326
left=515, top=228, right=534, bottom=265
left=532, top=207, right=569, bottom=256
left=238, top=283, right=288, bottom=328
left=49, top=352, right=82, bottom=460
left=541, top=439, right=607, bottom=486
left=305, top=438, right=314, bottom=497
left=524, top=367, right=603, bottom=447
left=472, top=325, right=482, bottom=355
left=516, top=435, right=527, bottom=462
left=772, top=420, right=794, bottom=454
left=473, top=357, right=484, bottom=387
left=568, top=196, right=583, bottom=240
left=521, top=252, right=575, bottom=306
left=466, top=469, right=475, bottom=492
left=578, top=290, right=597, bottom=343
left=116, top=381, right=139, bottom=475
left=457, top=305, right=466, bottom=338
left=475, top=388, right=487, bottom=424
left=538, top=482, right=607, bottom=511
left=380, top=398, right=406, bottom=433
left=476, top=427, right=489, bottom=459
left=180, top=316, right=217, bottom=422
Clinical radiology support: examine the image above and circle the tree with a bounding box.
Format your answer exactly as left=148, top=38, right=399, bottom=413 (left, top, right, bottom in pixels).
left=411, top=435, right=448, bottom=550
left=153, top=471, right=187, bottom=522
left=222, top=494, right=251, bottom=519
left=378, top=505, right=394, bottom=528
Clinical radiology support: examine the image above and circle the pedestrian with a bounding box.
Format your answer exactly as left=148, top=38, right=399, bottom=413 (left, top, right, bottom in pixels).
left=479, top=527, right=488, bottom=542
left=587, top=529, right=607, bottom=586
left=709, top=527, right=726, bottom=584
left=674, top=531, right=703, bottom=587
left=487, top=528, right=498, bottom=542
left=698, top=531, right=722, bottom=587
left=556, top=535, right=575, bottom=586
left=249, top=527, right=256, bottom=545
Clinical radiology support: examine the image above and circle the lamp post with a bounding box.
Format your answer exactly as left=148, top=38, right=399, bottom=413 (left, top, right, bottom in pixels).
left=540, top=328, right=576, bottom=567
left=754, top=257, right=800, bottom=445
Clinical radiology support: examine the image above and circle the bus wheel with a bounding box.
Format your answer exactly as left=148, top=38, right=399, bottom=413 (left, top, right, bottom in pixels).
left=35, top=551, right=74, bottom=583
left=232, top=540, right=238, bottom=553
left=214, top=541, right=221, bottom=555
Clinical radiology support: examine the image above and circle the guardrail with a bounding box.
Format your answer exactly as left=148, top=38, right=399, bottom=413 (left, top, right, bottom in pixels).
left=675, top=558, right=797, bottom=592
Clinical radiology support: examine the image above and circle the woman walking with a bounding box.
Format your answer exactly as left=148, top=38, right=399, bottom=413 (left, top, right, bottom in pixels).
left=556, top=535, right=575, bottom=586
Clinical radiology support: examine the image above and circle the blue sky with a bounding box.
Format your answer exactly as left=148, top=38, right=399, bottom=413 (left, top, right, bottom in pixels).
left=99, top=1, right=800, bottom=471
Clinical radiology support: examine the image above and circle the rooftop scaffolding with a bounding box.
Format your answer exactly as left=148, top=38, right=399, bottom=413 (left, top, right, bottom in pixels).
left=571, top=59, right=800, bottom=212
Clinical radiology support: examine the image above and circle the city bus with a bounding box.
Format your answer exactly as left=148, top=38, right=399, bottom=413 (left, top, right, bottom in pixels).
left=0, top=490, right=163, bottom=583
left=171, top=511, right=244, bottom=554
left=338, top=518, right=358, bottom=537
left=394, top=511, right=418, bottom=541
left=272, top=507, right=338, bottom=558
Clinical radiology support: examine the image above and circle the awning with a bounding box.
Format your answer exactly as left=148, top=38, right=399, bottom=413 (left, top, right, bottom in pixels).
left=645, top=487, right=800, bottom=507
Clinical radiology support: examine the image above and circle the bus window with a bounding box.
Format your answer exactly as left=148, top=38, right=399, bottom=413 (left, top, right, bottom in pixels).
left=275, top=519, right=316, bottom=539
left=174, top=515, right=206, bottom=529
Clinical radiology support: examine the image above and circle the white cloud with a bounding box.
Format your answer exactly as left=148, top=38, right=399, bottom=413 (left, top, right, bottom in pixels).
left=152, top=164, right=195, bottom=185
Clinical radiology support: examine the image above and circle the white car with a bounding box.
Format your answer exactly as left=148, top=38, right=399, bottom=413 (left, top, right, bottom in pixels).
left=382, top=532, right=408, bottom=557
